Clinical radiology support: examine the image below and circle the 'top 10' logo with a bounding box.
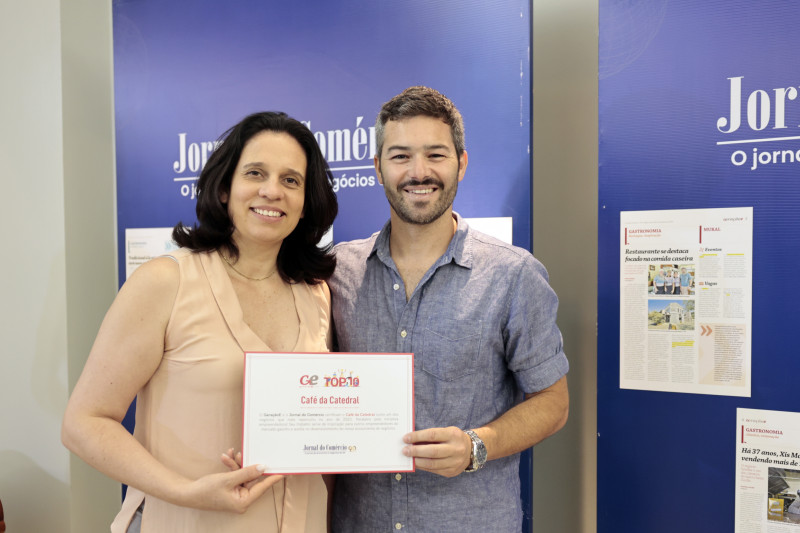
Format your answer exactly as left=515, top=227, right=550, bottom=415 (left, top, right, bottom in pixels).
left=300, top=370, right=360, bottom=387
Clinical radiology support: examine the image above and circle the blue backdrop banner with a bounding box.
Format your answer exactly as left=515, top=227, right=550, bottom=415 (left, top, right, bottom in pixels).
left=113, top=0, right=532, bottom=269
left=599, top=1, right=800, bottom=531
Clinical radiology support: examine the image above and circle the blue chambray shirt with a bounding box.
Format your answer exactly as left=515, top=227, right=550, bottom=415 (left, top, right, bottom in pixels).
left=329, top=214, right=568, bottom=533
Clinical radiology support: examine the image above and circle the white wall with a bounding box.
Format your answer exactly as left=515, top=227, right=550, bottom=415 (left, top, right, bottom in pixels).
left=532, top=1, right=598, bottom=532
left=0, top=0, right=119, bottom=530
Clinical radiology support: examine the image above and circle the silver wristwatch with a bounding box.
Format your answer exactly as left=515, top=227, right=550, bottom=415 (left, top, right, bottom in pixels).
left=463, top=429, right=487, bottom=472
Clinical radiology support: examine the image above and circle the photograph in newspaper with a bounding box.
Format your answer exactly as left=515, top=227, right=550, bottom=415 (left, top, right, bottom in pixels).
left=648, top=263, right=695, bottom=296
left=620, top=207, right=753, bottom=396
left=647, top=299, right=694, bottom=331
left=767, top=468, right=800, bottom=525
left=736, top=409, right=800, bottom=533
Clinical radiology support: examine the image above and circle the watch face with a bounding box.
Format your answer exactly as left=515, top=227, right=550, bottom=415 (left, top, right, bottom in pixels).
left=476, top=443, right=487, bottom=464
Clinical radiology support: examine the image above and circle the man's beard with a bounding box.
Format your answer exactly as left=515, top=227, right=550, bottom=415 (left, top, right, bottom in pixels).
left=384, top=176, right=458, bottom=225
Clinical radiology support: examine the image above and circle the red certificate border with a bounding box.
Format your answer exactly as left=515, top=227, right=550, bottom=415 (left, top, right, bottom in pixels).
left=242, top=351, right=415, bottom=475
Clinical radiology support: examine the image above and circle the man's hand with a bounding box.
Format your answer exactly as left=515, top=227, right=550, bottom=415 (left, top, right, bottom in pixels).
left=402, top=426, right=473, bottom=478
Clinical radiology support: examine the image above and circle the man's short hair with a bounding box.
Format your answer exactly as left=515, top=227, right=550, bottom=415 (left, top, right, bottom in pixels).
left=375, top=86, right=465, bottom=158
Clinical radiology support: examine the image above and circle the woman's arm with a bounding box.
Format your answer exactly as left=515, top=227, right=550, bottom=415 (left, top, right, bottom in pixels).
left=62, top=257, right=277, bottom=512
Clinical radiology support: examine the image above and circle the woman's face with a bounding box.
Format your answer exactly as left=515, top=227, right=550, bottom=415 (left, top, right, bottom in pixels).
left=222, top=130, right=307, bottom=252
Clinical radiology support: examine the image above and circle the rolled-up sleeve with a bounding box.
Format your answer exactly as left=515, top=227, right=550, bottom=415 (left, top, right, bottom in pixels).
left=505, top=255, right=569, bottom=394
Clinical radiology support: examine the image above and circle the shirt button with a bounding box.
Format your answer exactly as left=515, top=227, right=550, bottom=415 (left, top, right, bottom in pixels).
left=395, top=523, right=403, bottom=530
left=395, top=473, right=402, bottom=481
left=400, top=330, right=407, bottom=338
left=393, top=283, right=400, bottom=290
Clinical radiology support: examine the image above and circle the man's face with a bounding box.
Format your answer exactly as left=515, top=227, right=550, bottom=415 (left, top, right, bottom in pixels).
left=375, top=115, right=467, bottom=225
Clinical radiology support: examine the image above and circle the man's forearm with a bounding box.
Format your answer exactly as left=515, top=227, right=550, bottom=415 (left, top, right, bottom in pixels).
left=474, top=375, right=569, bottom=461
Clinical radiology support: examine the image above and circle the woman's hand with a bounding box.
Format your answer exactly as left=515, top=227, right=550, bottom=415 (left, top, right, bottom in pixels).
left=182, top=464, right=283, bottom=514
left=221, top=448, right=244, bottom=471
left=221, top=448, right=284, bottom=492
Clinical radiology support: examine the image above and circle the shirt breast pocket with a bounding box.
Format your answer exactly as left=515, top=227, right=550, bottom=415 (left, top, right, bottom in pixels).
left=421, top=317, right=483, bottom=381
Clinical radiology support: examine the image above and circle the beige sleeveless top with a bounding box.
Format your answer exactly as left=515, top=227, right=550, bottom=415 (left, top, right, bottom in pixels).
left=111, top=249, right=330, bottom=533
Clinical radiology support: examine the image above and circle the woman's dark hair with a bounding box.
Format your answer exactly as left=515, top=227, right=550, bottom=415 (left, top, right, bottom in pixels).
left=172, top=111, right=338, bottom=284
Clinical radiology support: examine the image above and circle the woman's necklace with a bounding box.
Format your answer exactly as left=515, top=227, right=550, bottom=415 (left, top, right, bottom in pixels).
left=221, top=254, right=277, bottom=281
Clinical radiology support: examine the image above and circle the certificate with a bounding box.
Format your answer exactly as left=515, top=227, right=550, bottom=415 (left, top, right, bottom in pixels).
left=243, top=352, right=414, bottom=474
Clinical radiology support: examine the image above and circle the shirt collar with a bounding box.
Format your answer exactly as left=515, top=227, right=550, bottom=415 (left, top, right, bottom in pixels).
left=369, top=212, right=473, bottom=270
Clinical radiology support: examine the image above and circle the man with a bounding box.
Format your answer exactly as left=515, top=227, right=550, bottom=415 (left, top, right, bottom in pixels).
left=329, top=86, right=569, bottom=532
left=653, top=269, right=666, bottom=294
left=680, top=267, right=693, bottom=295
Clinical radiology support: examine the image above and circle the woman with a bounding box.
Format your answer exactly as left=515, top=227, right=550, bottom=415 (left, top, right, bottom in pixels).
left=62, top=112, right=338, bottom=532
left=663, top=269, right=674, bottom=295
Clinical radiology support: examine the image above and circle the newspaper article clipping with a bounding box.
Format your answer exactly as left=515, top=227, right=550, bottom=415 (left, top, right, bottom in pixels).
left=736, top=408, right=800, bottom=533
left=620, top=207, right=753, bottom=396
